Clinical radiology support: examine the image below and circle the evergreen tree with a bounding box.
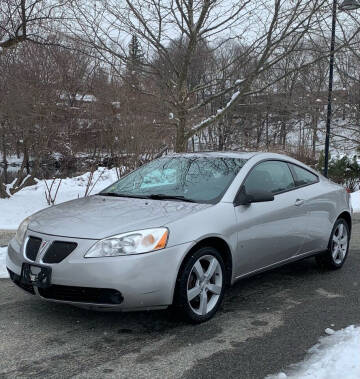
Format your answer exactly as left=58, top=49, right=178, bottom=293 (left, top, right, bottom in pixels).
left=126, top=35, right=144, bottom=82
left=317, top=151, right=360, bottom=191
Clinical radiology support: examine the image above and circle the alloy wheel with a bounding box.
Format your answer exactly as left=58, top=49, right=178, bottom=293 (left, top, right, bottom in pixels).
left=331, top=222, right=348, bottom=265
left=186, top=255, right=223, bottom=316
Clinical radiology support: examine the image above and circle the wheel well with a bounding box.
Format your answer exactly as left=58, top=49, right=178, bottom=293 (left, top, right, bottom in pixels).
left=179, top=237, right=233, bottom=286
left=338, top=211, right=352, bottom=234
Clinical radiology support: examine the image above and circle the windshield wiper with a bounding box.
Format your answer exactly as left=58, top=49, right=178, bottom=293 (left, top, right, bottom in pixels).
left=98, top=192, right=197, bottom=203
left=146, top=194, right=197, bottom=203
left=97, top=193, right=148, bottom=199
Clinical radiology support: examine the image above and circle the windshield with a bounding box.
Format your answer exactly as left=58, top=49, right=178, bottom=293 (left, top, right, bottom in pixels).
left=100, top=156, right=247, bottom=204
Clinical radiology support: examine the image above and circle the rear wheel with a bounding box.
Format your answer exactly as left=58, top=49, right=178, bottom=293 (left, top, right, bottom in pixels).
left=174, top=247, right=226, bottom=323
left=316, top=218, right=350, bottom=269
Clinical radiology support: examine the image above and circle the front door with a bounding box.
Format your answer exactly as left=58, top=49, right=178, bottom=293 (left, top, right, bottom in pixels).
left=288, top=163, right=330, bottom=254
left=233, top=160, right=308, bottom=277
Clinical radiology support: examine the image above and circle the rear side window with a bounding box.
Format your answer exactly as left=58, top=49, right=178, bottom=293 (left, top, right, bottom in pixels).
left=244, top=160, right=295, bottom=194
left=290, top=164, right=318, bottom=187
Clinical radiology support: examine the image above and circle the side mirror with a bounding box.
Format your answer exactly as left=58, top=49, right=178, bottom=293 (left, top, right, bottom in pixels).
left=234, top=187, right=274, bottom=206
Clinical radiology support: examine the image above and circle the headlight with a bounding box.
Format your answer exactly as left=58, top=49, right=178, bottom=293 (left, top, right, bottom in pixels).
left=15, top=217, right=30, bottom=245
left=84, top=228, right=169, bottom=258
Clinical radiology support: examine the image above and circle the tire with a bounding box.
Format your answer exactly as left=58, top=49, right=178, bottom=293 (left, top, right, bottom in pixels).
left=173, top=246, right=226, bottom=323
left=315, top=218, right=350, bottom=270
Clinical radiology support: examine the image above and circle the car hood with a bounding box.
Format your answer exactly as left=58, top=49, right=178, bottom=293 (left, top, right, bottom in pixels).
left=28, top=195, right=211, bottom=239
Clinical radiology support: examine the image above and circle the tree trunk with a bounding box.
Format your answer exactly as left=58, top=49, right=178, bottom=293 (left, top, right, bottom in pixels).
left=1, top=126, right=8, bottom=165
left=16, top=140, right=20, bottom=158
left=256, top=120, right=264, bottom=148
left=22, top=140, right=30, bottom=175
left=0, top=121, right=9, bottom=197
left=218, top=124, right=224, bottom=151
left=175, top=117, right=188, bottom=153
left=312, top=110, right=319, bottom=158
left=0, top=182, right=9, bottom=199
left=280, top=121, right=287, bottom=149
left=265, top=114, right=269, bottom=151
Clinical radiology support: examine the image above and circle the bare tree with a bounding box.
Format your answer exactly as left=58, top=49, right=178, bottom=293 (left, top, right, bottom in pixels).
left=70, top=0, right=349, bottom=151
left=2, top=0, right=360, bottom=197
left=44, top=177, right=62, bottom=205
left=0, top=0, right=69, bottom=52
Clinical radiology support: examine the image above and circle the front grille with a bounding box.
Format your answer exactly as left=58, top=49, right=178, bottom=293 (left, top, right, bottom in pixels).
left=42, top=241, right=77, bottom=263
left=38, top=285, right=124, bottom=305
left=8, top=269, right=35, bottom=294
left=25, top=237, right=42, bottom=261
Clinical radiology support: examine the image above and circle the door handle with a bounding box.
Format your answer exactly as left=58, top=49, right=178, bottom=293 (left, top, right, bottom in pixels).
left=295, top=199, right=304, bottom=206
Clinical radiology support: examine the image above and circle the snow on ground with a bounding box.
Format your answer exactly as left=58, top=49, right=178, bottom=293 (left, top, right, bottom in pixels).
left=350, top=191, right=360, bottom=213
left=0, top=154, right=23, bottom=166
left=266, top=325, right=360, bottom=379
left=0, top=247, right=8, bottom=278
left=0, top=168, right=119, bottom=230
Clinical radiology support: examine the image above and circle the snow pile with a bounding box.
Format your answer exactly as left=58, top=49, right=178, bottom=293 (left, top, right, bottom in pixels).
left=0, top=247, right=8, bottom=278
left=267, top=325, right=360, bottom=379
left=350, top=191, right=360, bottom=212
left=0, top=168, right=119, bottom=230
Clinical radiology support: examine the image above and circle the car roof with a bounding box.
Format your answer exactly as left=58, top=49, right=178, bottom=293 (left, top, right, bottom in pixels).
left=164, top=151, right=322, bottom=176
left=165, top=151, right=258, bottom=159
left=165, top=151, right=301, bottom=161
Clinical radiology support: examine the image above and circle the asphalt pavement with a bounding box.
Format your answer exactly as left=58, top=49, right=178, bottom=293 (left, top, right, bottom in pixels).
left=1, top=219, right=360, bottom=378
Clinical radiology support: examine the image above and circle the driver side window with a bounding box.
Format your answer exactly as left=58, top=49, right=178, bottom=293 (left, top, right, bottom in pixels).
left=244, top=161, right=295, bottom=195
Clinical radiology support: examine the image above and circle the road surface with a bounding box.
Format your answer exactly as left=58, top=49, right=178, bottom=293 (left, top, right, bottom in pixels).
left=1, top=219, right=360, bottom=378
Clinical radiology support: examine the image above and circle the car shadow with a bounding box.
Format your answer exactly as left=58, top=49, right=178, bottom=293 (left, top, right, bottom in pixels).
left=22, top=254, right=332, bottom=330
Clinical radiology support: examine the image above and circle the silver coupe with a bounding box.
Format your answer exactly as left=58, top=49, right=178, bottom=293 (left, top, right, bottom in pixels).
left=6, top=152, right=352, bottom=323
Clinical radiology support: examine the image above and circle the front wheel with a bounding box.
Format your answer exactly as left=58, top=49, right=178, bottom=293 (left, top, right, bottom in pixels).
left=173, top=247, right=226, bottom=323
left=316, top=218, right=350, bottom=270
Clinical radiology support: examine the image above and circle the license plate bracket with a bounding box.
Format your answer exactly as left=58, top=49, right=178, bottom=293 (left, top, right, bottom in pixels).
left=21, top=263, right=52, bottom=288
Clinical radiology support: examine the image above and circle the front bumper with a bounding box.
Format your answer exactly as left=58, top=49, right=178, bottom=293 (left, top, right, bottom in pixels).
left=6, top=230, right=191, bottom=311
